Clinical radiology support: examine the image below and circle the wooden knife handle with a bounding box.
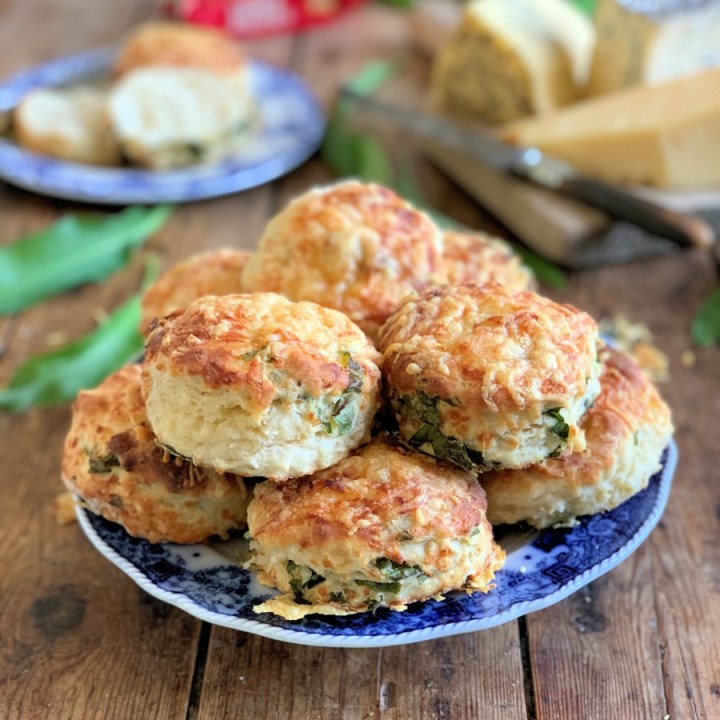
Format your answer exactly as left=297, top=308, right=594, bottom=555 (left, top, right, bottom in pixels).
left=560, top=176, right=715, bottom=250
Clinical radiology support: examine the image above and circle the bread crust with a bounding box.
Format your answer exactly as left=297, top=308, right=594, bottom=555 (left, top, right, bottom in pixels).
left=249, top=436, right=505, bottom=619
left=140, top=249, right=251, bottom=334
left=481, top=346, right=674, bottom=527
left=241, top=181, right=444, bottom=340
left=379, top=283, right=601, bottom=470
left=142, top=293, right=382, bottom=478
left=61, top=364, right=250, bottom=544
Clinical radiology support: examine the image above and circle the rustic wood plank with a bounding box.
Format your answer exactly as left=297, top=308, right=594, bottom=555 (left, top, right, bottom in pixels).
left=196, top=626, right=527, bottom=720
left=376, top=628, right=527, bottom=720
left=525, top=250, right=720, bottom=719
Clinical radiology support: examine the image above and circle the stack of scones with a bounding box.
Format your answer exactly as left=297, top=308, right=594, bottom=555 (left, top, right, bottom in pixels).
left=61, top=180, right=673, bottom=620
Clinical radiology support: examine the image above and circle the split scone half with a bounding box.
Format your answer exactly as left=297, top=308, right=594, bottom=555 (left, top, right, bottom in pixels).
left=241, top=181, right=444, bottom=340
left=379, top=283, right=601, bottom=471
left=108, top=20, right=252, bottom=169
left=107, top=66, right=252, bottom=169
left=14, top=86, right=120, bottom=165
left=434, top=230, right=536, bottom=293
left=142, top=293, right=382, bottom=478
left=140, top=249, right=251, bottom=334
left=248, top=436, right=505, bottom=620
left=61, top=364, right=250, bottom=544
left=481, top=346, right=673, bottom=528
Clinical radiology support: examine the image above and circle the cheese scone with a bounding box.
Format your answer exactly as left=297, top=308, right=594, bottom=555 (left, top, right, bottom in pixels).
left=140, top=249, right=251, bottom=334
left=113, top=21, right=247, bottom=78
left=435, top=230, right=535, bottom=292
left=241, top=181, right=444, bottom=341
left=142, top=293, right=382, bottom=479
left=481, top=346, right=673, bottom=528
left=249, top=436, right=505, bottom=620
left=61, top=365, right=250, bottom=544
left=107, top=66, right=251, bottom=169
left=14, top=86, right=120, bottom=165
left=379, top=283, right=601, bottom=471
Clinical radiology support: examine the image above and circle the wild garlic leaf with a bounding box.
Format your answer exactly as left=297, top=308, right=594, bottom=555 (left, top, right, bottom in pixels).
left=374, top=557, right=423, bottom=580
left=691, top=286, right=720, bottom=348
left=544, top=408, right=570, bottom=440
left=0, top=293, right=144, bottom=412
left=0, top=205, right=171, bottom=315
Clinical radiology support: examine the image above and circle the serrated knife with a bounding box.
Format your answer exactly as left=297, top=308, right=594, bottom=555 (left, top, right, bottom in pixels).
left=341, top=87, right=715, bottom=250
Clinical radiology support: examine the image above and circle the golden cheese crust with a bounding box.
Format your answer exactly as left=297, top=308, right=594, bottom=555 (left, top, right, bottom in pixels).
left=142, top=293, right=382, bottom=478
left=379, top=283, right=601, bottom=470
left=113, top=21, right=246, bottom=77
left=241, top=181, right=444, bottom=340
left=61, top=364, right=250, bottom=544
left=481, top=346, right=674, bottom=528
left=435, top=230, right=535, bottom=292
left=249, top=436, right=505, bottom=619
left=140, top=249, right=251, bottom=334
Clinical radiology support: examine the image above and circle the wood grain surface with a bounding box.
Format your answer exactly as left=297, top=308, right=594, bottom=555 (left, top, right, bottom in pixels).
left=1, top=2, right=719, bottom=719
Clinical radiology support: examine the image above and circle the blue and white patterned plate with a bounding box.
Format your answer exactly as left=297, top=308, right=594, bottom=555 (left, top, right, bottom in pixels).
left=76, top=442, right=677, bottom=648
left=0, top=48, right=325, bottom=204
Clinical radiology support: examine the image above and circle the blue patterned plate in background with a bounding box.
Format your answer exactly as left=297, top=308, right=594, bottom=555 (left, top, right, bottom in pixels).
left=75, top=442, right=677, bottom=648
left=0, top=49, right=325, bottom=204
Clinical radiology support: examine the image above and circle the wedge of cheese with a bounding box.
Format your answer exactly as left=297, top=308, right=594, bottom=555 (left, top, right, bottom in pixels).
left=589, top=0, right=720, bottom=96
left=504, top=66, right=720, bottom=189
left=431, top=0, right=595, bottom=124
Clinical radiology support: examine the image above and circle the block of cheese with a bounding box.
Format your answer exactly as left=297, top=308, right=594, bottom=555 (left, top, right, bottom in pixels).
left=503, top=66, right=720, bottom=189
left=588, top=0, right=720, bottom=96
left=431, top=0, right=595, bottom=124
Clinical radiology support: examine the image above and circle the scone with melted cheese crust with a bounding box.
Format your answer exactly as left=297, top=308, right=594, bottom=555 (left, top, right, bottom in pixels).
left=61, top=364, right=250, bottom=544
left=142, top=293, right=382, bottom=479
left=113, top=21, right=246, bottom=78
left=481, top=347, right=673, bottom=528
left=379, top=283, right=601, bottom=471
left=248, top=436, right=505, bottom=620
left=241, top=181, right=444, bottom=340
left=140, top=249, right=251, bottom=334
left=435, top=230, right=535, bottom=292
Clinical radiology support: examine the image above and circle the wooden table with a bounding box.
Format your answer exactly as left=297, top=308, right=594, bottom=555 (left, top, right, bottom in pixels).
left=1, top=2, right=719, bottom=718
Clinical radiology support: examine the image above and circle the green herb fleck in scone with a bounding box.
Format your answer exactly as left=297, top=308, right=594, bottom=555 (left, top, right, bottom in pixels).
left=379, top=284, right=601, bottom=471
left=248, top=437, right=505, bottom=620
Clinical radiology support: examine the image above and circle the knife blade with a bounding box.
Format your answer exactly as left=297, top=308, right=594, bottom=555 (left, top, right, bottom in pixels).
left=340, top=87, right=716, bottom=250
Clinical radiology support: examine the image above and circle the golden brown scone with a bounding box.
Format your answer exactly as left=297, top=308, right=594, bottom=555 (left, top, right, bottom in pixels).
left=435, top=230, right=535, bottom=292
left=140, top=249, right=251, bottom=335
left=241, top=181, right=444, bottom=340
left=142, top=293, right=382, bottom=479
left=249, top=436, right=505, bottom=620
left=481, top=347, right=673, bottom=528
left=113, top=21, right=246, bottom=77
left=379, top=283, right=601, bottom=471
left=61, top=365, right=250, bottom=544
left=14, top=87, right=121, bottom=166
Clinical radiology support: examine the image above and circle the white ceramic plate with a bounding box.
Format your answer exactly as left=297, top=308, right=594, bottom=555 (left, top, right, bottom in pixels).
left=0, top=48, right=325, bottom=204
left=76, top=442, right=677, bottom=648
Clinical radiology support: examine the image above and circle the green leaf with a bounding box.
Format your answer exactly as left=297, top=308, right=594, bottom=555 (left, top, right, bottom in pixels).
left=544, top=407, right=570, bottom=440
left=374, top=557, right=424, bottom=580
left=567, top=0, right=597, bottom=16
left=0, top=205, right=171, bottom=315
left=355, top=579, right=402, bottom=594
left=346, top=60, right=397, bottom=96
left=691, top=286, right=720, bottom=348
left=514, top=246, right=568, bottom=290
left=0, top=294, right=143, bottom=411
left=0, top=256, right=159, bottom=412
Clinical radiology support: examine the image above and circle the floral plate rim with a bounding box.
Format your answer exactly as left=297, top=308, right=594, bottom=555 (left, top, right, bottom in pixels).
left=76, top=441, right=677, bottom=648
left=0, top=47, right=325, bottom=204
